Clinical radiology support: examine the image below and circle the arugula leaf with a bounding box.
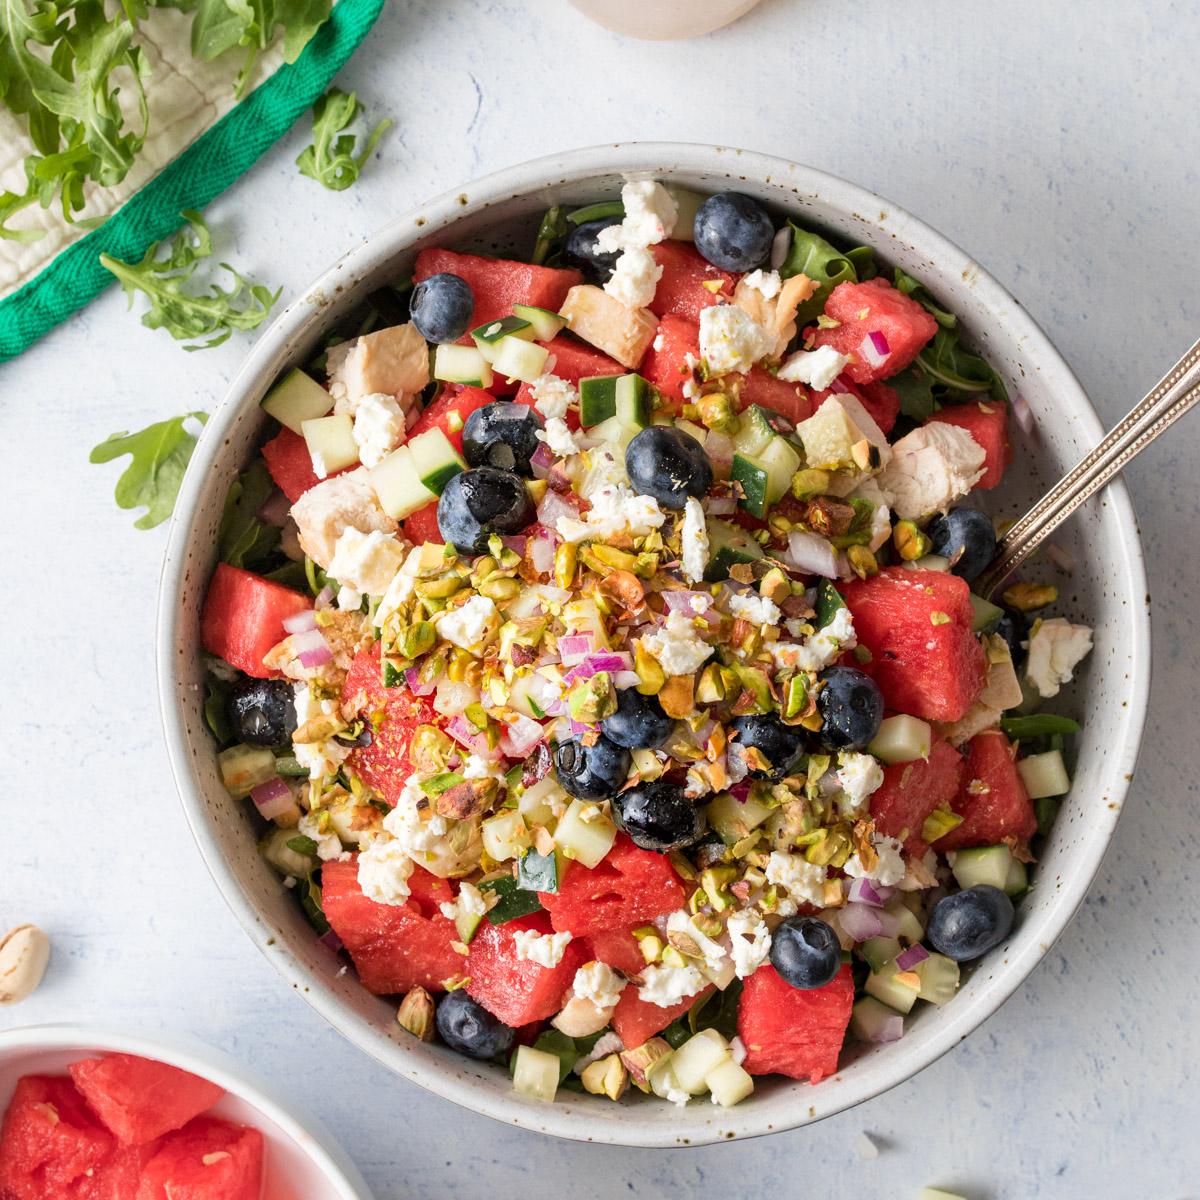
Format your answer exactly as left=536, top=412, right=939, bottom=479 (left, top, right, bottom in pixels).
left=531, top=204, right=568, bottom=266
left=99, top=209, right=281, bottom=349
left=889, top=366, right=939, bottom=422
left=89, top=410, right=207, bottom=529
left=916, top=327, right=1008, bottom=403
left=219, top=458, right=280, bottom=568
left=295, top=88, right=391, bottom=191
left=779, top=221, right=857, bottom=323
left=893, top=267, right=957, bottom=329
left=287, top=834, right=320, bottom=856
left=203, top=673, right=233, bottom=745
left=687, top=978, right=743, bottom=1039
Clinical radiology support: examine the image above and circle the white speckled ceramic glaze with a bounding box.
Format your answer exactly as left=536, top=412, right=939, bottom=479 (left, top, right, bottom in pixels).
left=0, top=1025, right=375, bottom=1198
left=157, top=144, right=1149, bottom=1147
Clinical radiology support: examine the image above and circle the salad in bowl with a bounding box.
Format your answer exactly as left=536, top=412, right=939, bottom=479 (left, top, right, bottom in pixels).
left=197, top=177, right=1095, bottom=1112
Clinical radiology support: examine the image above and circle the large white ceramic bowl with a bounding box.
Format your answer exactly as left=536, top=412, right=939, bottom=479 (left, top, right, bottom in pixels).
left=157, top=143, right=1150, bottom=1147
left=0, top=1024, right=374, bottom=1198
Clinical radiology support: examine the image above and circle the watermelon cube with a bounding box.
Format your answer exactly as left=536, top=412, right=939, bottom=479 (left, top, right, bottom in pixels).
left=413, top=249, right=581, bottom=345
left=937, top=729, right=1037, bottom=851
left=321, top=857, right=462, bottom=994
left=818, top=379, right=900, bottom=436
left=810, top=279, right=938, bottom=383
left=406, top=385, right=495, bottom=454
left=869, top=737, right=966, bottom=855
left=736, top=366, right=813, bottom=426
left=200, top=563, right=311, bottom=680
left=538, top=834, right=685, bottom=938
left=402, top=499, right=443, bottom=548
left=842, top=568, right=987, bottom=723
left=340, top=644, right=440, bottom=804
left=737, top=964, right=854, bottom=1082
left=0, top=1076, right=115, bottom=1199
left=136, top=1117, right=263, bottom=1200
left=532, top=334, right=624, bottom=384
left=648, top=240, right=736, bottom=321
left=585, top=927, right=646, bottom=976
left=926, top=400, right=1012, bottom=489
left=68, top=1055, right=224, bottom=1147
left=71, top=1143, right=160, bottom=1200
left=466, top=912, right=589, bottom=1026
left=261, top=426, right=320, bottom=503
left=610, top=987, right=707, bottom=1050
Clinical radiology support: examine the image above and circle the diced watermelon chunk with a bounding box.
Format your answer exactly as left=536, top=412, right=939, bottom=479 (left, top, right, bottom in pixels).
left=407, top=385, right=495, bottom=454
left=535, top=334, right=624, bottom=383
left=0, top=1076, right=115, bottom=1198
left=402, top=499, right=443, bottom=547
left=586, top=927, right=645, bottom=976
left=610, top=987, right=707, bottom=1050
left=68, top=1055, right=224, bottom=1147
left=648, top=240, right=736, bottom=321
left=736, top=366, right=813, bottom=425
left=810, top=279, right=938, bottom=383
left=260, top=426, right=322, bottom=503
left=926, top=400, right=1012, bottom=489
left=71, top=1143, right=160, bottom=1200
left=199, top=563, right=310, bottom=680
left=842, top=568, right=987, bottom=723
left=466, top=912, right=589, bottom=1027
left=340, top=643, right=440, bottom=804
left=538, top=834, right=685, bottom=938
left=737, top=964, right=854, bottom=1082
left=135, top=1117, right=263, bottom=1200
left=413, top=249, right=581, bottom=344
left=815, top=378, right=901, bottom=436
left=321, top=857, right=462, bottom=994
left=937, top=729, right=1037, bottom=851
left=869, top=737, right=966, bottom=855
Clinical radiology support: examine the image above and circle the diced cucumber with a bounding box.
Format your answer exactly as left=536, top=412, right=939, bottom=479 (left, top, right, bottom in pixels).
left=480, top=875, right=543, bottom=925
left=260, top=826, right=317, bottom=877
left=884, top=898, right=925, bottom=943
left=732, top=404, right=778, bottom=457
left=491, top=335, right=550, bottom=383
left=512, top=303, right=567, bottom=342
left=949, top=845, right=1015, bottom=892
left=517, top=849, right=559, bottom=893
left=969, top=592, right=1005, bottom=633
left=704, top=518, right=764, bottom=582
left=731, top=453, right=771, bottom=518
left=706, top=790, right=774, bottom=844
left=585, top=414, right=636, bottom=451
left=914, top=952, right=960, bottom=1005
left=407, top=426, right=466, bottom=495
left=434, top=343, right=494, bottom=387
left=675, top=417, right=708, bottom=444
left=518, top=774, right=568, bottom=825
left=1018, top=749, right=1070, bottom=798
left=301, top=413, right=359, bottom=478
left=616, top=374, right=652, bottom=429
left=732, top=435, right=799, bottom=518
left=664, top=186, right=707, bottom=243
left=512, top=1044, right=560, bottom=1102
left=849, top=995, right=904, bottom=1043
left=369, top=445, right=436, bottom=520
left=553, top=797, right=617, bottom=868
left=1005, top=856, right=1029, bottom=894
left=472, top=315, right=534, bottom=362
left=261, top=368, right=333, bottom=433
left=864, top=961, right=920, bottom=1014
left=705, top=1056, right=754, bottom=1107
left=455, top=910, right=483, bottom=944
left=860, top=936, right=901, bottom=972
left=579, top=374, right=622, bottom=426
left=218, top=744, right=277, bottom=798
left=867, top=714, right=932, bottom=764
left=671, top=1029, right=732, bottom=1094
left=482, top=809, right=532, bottom=861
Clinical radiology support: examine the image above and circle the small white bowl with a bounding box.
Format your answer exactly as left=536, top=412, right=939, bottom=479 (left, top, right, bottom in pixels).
left=157, top=143, right=1150, bottom=1146
left=0, top=1024, right=374, bottom=1199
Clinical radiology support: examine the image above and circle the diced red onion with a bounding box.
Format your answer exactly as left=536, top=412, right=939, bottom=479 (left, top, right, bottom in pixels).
left=500, top=714, right=545, bottom=758
left=256, top=488, right=291, bottom=528
left=663, top=590, right=719, bottom=626
left=530, top=441, right=556, bottom=480
left=770, top=225, right=793, bottom=270
left=501, top=535, right=527, bottom=555
left=444, top=715, right=494, bottom=759
left=896, top=944, right=930, bottom=972
left=536, top=489, right=578, bottom=531
left=827, top=376, right=853, bottom=394
left=315, top=584, right=335, bottom=610
left=568, top=719, right=598, bottom=737
left=292, top=628, right=333, bottom=668
left=1044, top=540, right=1077, bottom=575
left=563, top=652, right=633, bottom=685
left=318, top=929, right=344, bottom=953
left=786, top=530, right=839, bottom=578
left=508, top=405, right=531, bottom=420
left=838, top=903, right=884, bottom=943
left=283, top=609, right=317, bottom=635
left=250, top=777, right=293, bottom=819
left=703, top=495, right=737, bottom=516
left=859, top=332, right=892, bottom=369
left=613, top=671, right=640, bottom=689
left=557, top=632, right=595, bottom=666
left=529, top=531, right=556, bottom=575
left=1011, top=392, right=1036, bottom=437
left=404, top=667, right=436, bottom=697
left=730, top=781, right=752, bottom=803
left=847, top=877, right=895, bottom=908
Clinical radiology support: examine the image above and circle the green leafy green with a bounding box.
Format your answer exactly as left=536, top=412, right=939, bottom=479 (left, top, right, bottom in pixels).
left=916, top=327, right=1008, bottom=402
left=89, top=409, right=207, bottom=529
left=845, top=244, right=878, bottom=281
left=893, top=267, right=957, bottom=329
left=779, top=221, right=857, bottom=323
left=219, top=458, right=280, bottom=568
left=99, top=210, right=281, bottom=349
left=301, top=872, right=330, bottom=934
left=296, top=87, right=391, bottom=191
left=814, top=579, right=847, bottom=630
left=203, top=674, right=233, bottom=745
left=566, top=200, right=623, bottom=226
left=658, top=1017, right=692, bottom=1049
left=1000, top=714, right=1081, bottom=740
left=480, top=874, right=543, bottom=924
left=889, top=366, right=939, bottom=422
left=531, top=204, right=568, bottom=266
left=531, top=1030, right=579, bottom=1083
left=687, top=979, right=743, bottom=1039
left=287, top=834, right=320, bottom=856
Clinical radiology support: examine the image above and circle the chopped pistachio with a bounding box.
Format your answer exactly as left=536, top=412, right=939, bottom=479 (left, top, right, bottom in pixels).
left=696, top=662, right=727, bottom=704
left=658, top=674, right=696, bottom=718
left=634, top=642, right=666, bottom=695
left=396, top=986, right=435, bottom=1041
left=759, top=566, right=791, bottom=605
left=695, top=391, right=738, bottom=433
left=660, top=945, right=688, bottom=969
left=415, top=573, right=465, bottom=599
left=620, top=1038, right=673, bottom=1091
left=1001, top=581, right=1059, bottom=612
left=581, top=1054, right=629, bottom=1100
left=700, top=865, right=737, bottom=910
left=846, top=544, right=879, bottom=579
left=893, top=520, right=931, bottom=561
left=568, top=671, right=618, bottom=722
left=921, top=807, right=965, bottom=843
left=554, top=542, right=577, bottom=589
left=478, top=575, right=521, bottom=602
left=789, top=468, right=831, bottom=501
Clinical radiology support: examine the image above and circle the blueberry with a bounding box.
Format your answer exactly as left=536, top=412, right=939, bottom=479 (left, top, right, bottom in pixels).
left=612, top=779, right=705, bottom=853
left=769, top=916, right=842, bottom=990
left=816, top=666, right=884, bottom=751
left=926, top=885, right=1015, bottom=962
left=462, top=403, right=543, bottom=476
left=925, top=508, right=997, bottom=582
left=693, top=193, right=775, bottom=272
left=436, top=467, right=534, bottom=555
left=625, top=426, right=713, bottom=510
left=410, top=272, right=474, bottom=344
left=601, top=689, right=675, bottom=750
left=729, top=714, right=805, bottom=780
left=435, top=990, right=514, bottom=1060
left=226, top=678, right=297, bottom=747
left=554, top=734, right=631, bottom=800
left=996, top=609, right=1026, bottom=667
left=565, top=219, right=622, bottom=284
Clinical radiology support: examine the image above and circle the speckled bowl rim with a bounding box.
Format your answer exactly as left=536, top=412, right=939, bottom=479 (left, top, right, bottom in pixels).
left=157, top=142, right=1150, bottom=1147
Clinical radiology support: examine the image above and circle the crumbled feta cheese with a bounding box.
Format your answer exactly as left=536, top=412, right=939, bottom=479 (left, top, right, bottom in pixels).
left=740, top=268, right=782, bottom=300
left=727, top=591, right=782, bottom=627
left=843, top=834, right=907, bottom=887
left=578, top=446, right=629, bottom=498
left=596, top=180, right=678, bottom=253
left=556, top=483, right=666, bottom=543
left=435, top=594, right=498, bottom=653
left=528, top=373, right=578, bottom=421
left=640, top=610, right=714, bottom=675
left=878, top=423, right=986, bottom=518
left=439, top=880, right=490, bottom=923
left=768, top=607, right=856, bottom=672
left=336, top=585, right=363, bottom=611
left=835, top=751, right=885, bottom=818
left=512, top=929, right=573, bottom=968
left=297, top=810, right=350, bottom=862
left=637, top=962, right=708, bottom=1007
left=726, top=908, right=772, bottom=979
left=327, top=526, right=407, bottom=598
left=666, top=910, right=727, bottom=972
left=777, top=345, right=850, bottom=390
left=351, top=392, right=406, bottom=468
left=1024, top=618, right=1093, bottom=699
left=572, top=961, right=627, bottom=1010
left=766, top=851, right=828, bottom=913
left=539, top=416, right=582, bottom=458
left=381, top=775, right=480, bottom=877
left=462, top=753, right=504, bottom=781
left=680, top=497, right=709, bottom=585
left=604, top=245, right=662, bottom=310
left=292, top=684, right=352, bottom=780
left=699, top=304, right=773, bottom=375
left=355, top=836, right=414, bottom=905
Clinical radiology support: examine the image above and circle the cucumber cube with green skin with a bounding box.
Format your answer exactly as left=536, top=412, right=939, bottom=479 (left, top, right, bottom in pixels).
left=482, top=808, right=532, bottom=861
left=407, top=426, right=466, bottom=495
left=472, top=316, right=535, bottom=363
left=849, top=995, right=905, bottom=1043
left=731, top=452, right=771, bottom=518
left=914, top=952, right=960, bottom=1005
left=732, top=435, right=800, bottom=517
left=1017, top=748, right=1071, bottom=798
left=554, top=797, right=617, bottom=868
left=884, top=898, right=924, bottom=943
left=671, top=1029, right=732, bottom=1094
left=259, top=826, right=316, bottom=877
left=615, top=374, right=652, bottom=429
left=261, top=368, right=333, bottom=433
left=301, top=413, right=359, bottom=477
left=706, top=790, right=774, bottom=844
left=455, top=910, right=483, bottom=944
left=219, top=744, right=278, bottom=797
left=868, top=714, right=933, bottom=764
left=517, top=849, right=559, bottom=894
left=491, top=336, right=550, bottom=383
left=732, top=404, right=779, bottom=458
left=584, top=414, right=636, bottom=451
left=949, top=845, right=1013, bottom=891
left=434, top=343, right=494, bottom=387
left=863, top=961, right=920, bottom=1014
left=369, top=444, right=437, bottom=519
left=860, top=936, right=902, bottom=972
left=969, top=592, right=1005, bottom=633
left=512, top=1045, right=560, bottom=1102
left=704, top=519, right=764, bottom=582
left=579, top=374, right=622, bottom=426
left=664, top=186, right=706, bottom=243
left=512, top=303, right=567, bottom=342
left=814, top=579, right=846, bottom=629
left=479, top=875, right=543, bottom=925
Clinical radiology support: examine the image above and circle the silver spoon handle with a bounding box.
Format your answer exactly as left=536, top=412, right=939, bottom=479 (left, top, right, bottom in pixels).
left=975, top=335, right=1200, bottom=597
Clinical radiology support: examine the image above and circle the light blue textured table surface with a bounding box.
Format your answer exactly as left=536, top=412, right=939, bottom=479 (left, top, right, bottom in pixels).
left=2, top=1, right=1198, bottom=1196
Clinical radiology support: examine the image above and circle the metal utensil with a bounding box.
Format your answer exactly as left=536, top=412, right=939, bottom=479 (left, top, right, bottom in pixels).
left=975, top=335, right=1200, bottom=597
